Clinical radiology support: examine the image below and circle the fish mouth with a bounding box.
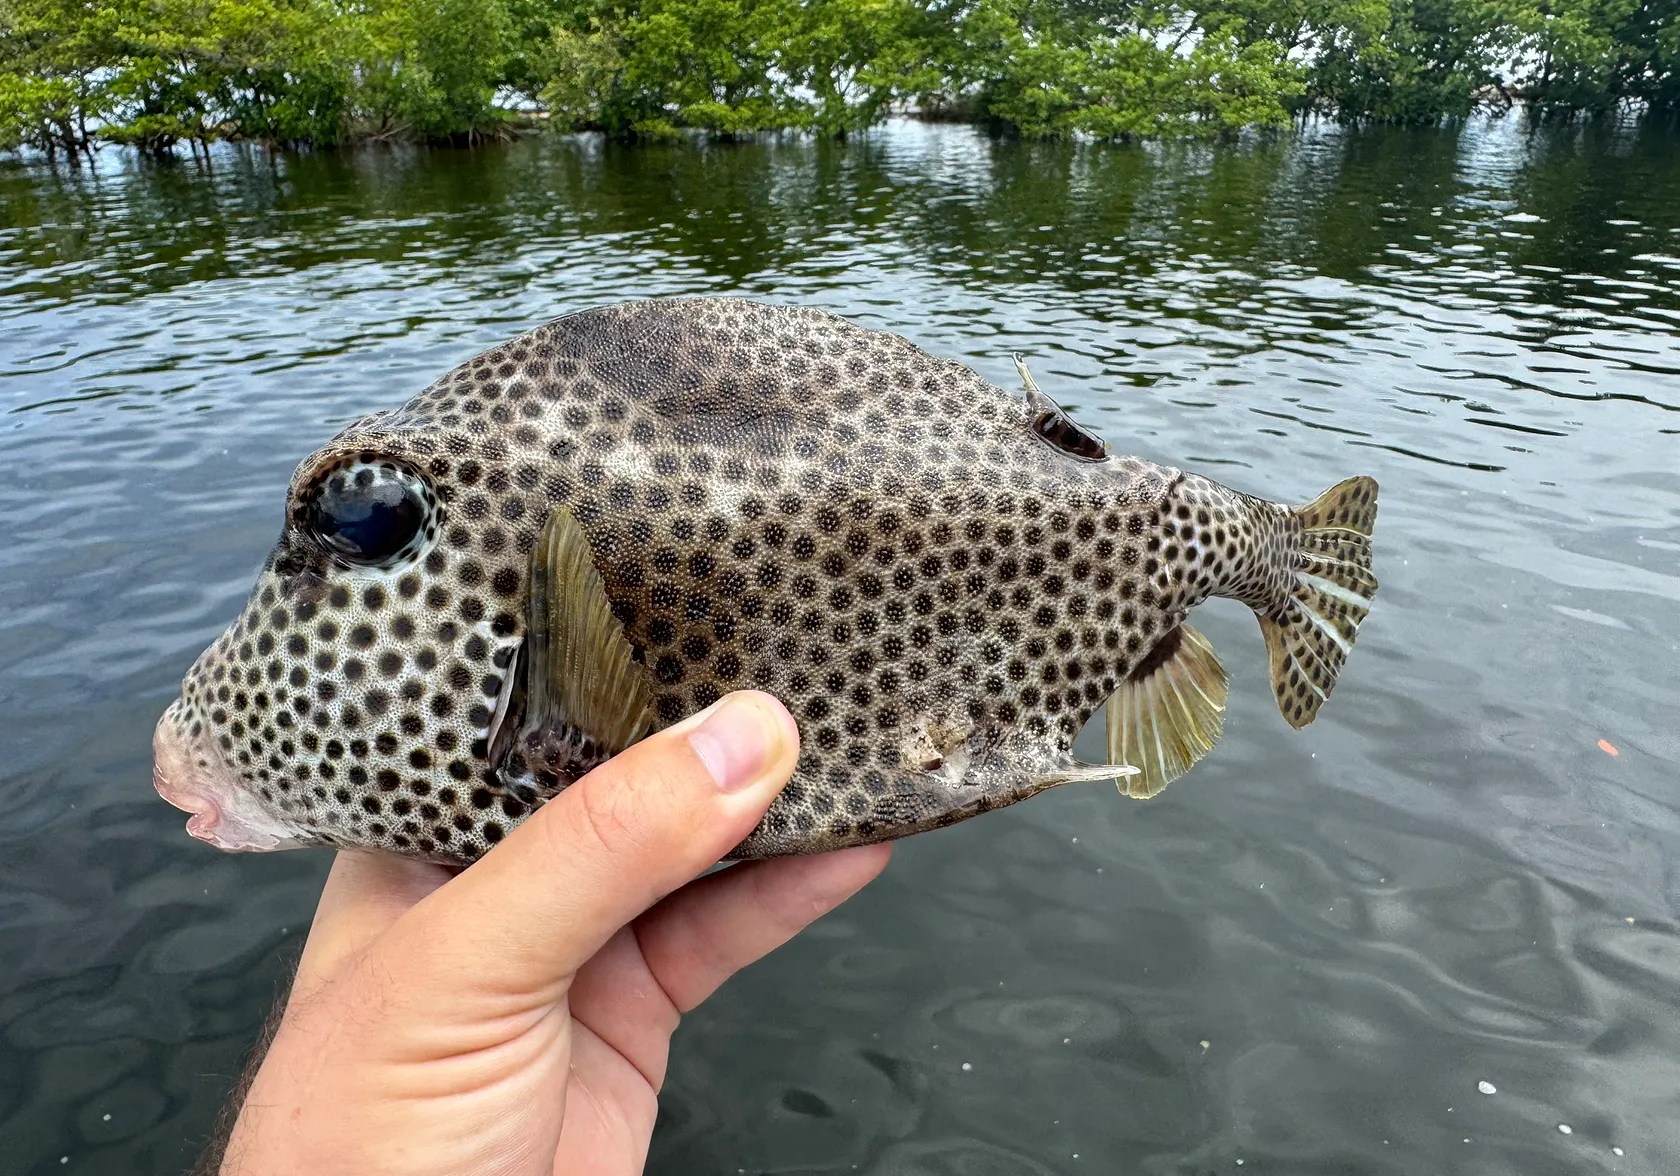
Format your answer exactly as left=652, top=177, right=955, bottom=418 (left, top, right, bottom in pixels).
left=152, top=702, right=308, bottom=853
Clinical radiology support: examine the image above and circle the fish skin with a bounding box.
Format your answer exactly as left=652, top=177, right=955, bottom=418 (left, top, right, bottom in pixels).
left=153, top=297, right=1367, bottom=864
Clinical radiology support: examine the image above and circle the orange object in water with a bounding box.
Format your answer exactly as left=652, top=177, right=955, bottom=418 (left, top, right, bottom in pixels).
left=1598, top=739, right=1620, bottom=757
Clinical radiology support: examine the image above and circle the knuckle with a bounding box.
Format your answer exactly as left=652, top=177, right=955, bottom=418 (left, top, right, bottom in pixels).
left=749, top=862, right=814, bottom=937
left=567, top=743, right=690, bottom=859
left=546, top=728, right=714, bottom=865
left=572, top=774, right=653, bottom=860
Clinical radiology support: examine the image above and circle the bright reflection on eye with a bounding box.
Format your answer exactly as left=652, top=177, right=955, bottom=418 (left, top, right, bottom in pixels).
left=309, top=463, right=431, bottom=567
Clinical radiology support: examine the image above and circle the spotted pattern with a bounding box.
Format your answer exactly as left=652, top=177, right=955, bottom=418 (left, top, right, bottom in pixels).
left=165, top=298, right=1293, bottom=863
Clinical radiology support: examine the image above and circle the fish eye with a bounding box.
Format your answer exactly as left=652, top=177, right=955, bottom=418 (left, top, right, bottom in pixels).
left=307, top=462, right=433, bottom=567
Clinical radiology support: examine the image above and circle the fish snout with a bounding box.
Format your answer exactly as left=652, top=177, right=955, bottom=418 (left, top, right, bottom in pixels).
left=152, top=699, right=308, bottom=853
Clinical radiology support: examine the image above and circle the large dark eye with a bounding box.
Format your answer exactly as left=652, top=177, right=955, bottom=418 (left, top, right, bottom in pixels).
left=309, top=463, right=432, bottom=567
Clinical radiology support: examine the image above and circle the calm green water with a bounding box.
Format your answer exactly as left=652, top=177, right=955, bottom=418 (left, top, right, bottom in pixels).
left=1, top=118, right=1678, bottom=1175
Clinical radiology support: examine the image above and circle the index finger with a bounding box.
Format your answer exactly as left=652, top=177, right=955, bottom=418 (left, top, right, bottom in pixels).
left=294, top=851, right=454, bottom=993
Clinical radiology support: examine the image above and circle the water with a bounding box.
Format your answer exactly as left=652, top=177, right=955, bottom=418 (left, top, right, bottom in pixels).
left=1, top=117, right=1677, bottom=1175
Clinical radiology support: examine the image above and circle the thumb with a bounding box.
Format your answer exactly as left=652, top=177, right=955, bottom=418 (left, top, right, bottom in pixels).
left=387, top=690, right=799, bottom=997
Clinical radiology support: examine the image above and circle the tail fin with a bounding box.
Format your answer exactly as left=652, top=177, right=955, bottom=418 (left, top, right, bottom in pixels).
left=1260, top=476, right=1379, bottom=729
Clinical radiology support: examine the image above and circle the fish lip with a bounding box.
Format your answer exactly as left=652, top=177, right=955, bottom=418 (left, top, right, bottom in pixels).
left=152, top=706, right=307, bottom=853
left=151, top=759, right=225, bottom=845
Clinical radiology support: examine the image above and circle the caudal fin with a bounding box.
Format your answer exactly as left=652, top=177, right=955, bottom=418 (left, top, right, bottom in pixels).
left=1260, top=476, right=1379, bottom=729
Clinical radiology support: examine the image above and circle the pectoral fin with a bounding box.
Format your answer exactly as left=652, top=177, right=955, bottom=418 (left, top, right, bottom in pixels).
left=1106, top=623, right=1228, bottom=799
left=511, top=507, right=654, bottom=778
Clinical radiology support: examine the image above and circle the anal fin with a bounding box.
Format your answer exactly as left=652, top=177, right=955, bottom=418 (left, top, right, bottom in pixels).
left=1106, top=623, right=1229, bottom=799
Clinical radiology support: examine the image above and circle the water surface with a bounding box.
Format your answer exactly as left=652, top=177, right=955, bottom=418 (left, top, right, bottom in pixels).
left=1, top=117, right=1677, bottom=1175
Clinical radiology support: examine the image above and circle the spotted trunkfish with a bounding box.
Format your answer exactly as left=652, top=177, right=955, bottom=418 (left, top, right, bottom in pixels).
left=153, top=298, right=1380, bottom=863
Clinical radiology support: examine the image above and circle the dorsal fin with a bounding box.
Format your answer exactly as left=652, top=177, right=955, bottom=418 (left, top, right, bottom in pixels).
left=1013, top=354, right=1109, bottom=462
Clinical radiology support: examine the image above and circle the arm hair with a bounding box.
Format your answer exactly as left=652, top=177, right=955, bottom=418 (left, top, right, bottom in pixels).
left=185, top=963, right=294, bottom=1176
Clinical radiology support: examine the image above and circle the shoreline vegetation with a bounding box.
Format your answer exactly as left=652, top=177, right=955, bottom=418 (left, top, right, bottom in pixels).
left=2, top=0, right=1677, bottom=159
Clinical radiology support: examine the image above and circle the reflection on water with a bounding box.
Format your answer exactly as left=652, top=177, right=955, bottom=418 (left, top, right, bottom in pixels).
left=1, top=117, right=1676, bottom=1175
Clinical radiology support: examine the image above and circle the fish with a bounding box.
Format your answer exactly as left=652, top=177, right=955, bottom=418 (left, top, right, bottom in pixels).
left=152, top=297, right=1379, bottom=863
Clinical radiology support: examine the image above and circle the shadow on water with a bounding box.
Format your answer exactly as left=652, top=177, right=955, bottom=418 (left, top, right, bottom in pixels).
left=0, top=116, right=1677, bottom=1175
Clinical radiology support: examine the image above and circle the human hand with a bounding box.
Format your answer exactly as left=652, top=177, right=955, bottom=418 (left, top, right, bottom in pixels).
left=214, top=691, right=890, bottom=1176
